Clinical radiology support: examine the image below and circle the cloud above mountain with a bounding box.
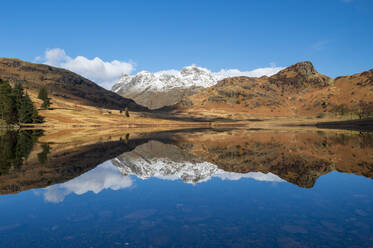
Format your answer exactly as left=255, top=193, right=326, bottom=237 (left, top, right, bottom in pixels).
left=36, top=48, right=283, bottom=90
left=36, top=48, right=134, bottom=89
left=213, top=66, right=283, bottom=80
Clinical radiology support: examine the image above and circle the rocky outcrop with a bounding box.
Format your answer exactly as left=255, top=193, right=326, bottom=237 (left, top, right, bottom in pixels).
left=269, top=61, right=332, bottom=89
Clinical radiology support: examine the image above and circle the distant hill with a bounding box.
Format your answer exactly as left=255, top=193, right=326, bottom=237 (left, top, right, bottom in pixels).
left=164, top=62, right=373, bottom=120
left=0, top=58, right=148, bottom=111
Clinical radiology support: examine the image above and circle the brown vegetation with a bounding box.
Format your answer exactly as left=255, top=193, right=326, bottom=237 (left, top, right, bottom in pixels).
left=161, top=62, right=373, bottom=121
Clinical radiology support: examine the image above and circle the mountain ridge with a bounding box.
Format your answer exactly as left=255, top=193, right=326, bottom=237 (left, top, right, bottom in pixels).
left=112, top=64, right=283, bottom=109
left=164, top=61, right=373, bottom=120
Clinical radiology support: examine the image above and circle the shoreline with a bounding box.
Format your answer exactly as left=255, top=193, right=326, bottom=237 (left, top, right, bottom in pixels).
left=1, top=117, right=372, bottom=132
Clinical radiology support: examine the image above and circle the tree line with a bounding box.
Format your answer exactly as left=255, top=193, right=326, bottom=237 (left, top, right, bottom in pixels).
left=0, top=78, right=43, bottom=125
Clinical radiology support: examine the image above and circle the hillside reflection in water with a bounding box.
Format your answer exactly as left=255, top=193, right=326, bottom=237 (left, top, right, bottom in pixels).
left=0, top=128, right=372, bottom=247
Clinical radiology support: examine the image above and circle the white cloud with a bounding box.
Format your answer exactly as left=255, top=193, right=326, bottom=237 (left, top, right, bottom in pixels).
left=36, top=48, right=283, bottom=90
left=213, top=66, right=283, bottom=80
left=42, top=161, right=133, bottom=203
left=36, top=48, right=134, bottom=89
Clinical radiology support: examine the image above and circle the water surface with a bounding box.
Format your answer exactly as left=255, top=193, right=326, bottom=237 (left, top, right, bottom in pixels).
left=0, top=128, right=372, bottom=247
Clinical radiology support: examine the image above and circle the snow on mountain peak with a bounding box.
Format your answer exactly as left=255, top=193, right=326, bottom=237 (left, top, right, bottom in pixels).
left=112, top=64, right=283, bottom=93
left=112, top=65, right=217, bottom=93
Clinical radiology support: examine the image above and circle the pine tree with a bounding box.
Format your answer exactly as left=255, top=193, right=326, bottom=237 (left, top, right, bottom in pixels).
left=13, top=83, right=24, bottom=111
left=19, top=93, right=35, bottom=123
left=38, top=86, right=47, bottom=99
left=0, top=80, right=12, bottom=122
left=38, top=86, right=51, bottom=110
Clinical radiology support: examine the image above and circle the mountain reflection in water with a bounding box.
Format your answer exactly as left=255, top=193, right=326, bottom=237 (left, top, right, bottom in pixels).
left=0, top=128, right=372, bottom=247
left=41, top=160, right=283, bottom=203
left=0, top=128, right=372, bottom=195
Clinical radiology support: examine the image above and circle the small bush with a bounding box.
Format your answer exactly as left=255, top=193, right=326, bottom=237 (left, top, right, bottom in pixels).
left=125, top=107, right=129, bottom=117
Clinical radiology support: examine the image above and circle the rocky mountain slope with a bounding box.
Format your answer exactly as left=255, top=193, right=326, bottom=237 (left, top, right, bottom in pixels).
left=0, top=58, right=148, bottom=111
left=112, top=65, right=281, bottom=110
left=162, top=62, right=373, bottom=120
left=112, top=65, right=218, bottom=109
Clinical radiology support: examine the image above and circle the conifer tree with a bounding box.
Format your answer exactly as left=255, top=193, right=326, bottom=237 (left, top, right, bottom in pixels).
left=19, top=93, right=35, bottom=123
left=38, top=86, right=51, bottom=110
left=0, top=79, right=12, bottom=122
left=13, top=83, right=24, bottom=111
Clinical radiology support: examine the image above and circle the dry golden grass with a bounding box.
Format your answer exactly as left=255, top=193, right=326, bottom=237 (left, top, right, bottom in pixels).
left=22, top=85, right=367, bottom=131
left=26, top=90, right=211, bottom=128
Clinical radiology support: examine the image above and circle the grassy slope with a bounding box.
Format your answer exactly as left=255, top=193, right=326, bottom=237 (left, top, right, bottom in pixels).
left=167, top=63, right=373, bottom=121
left=26, top=90, right=212, bottom=128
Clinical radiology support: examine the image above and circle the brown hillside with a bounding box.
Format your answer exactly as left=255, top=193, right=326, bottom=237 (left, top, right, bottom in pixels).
left=165, top=62, right=373, bottom=120
left=0, top=58, right=148, bottom=111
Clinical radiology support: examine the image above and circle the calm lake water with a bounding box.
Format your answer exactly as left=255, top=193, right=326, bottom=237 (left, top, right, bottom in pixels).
left=0, top=128, right=372, bottom=247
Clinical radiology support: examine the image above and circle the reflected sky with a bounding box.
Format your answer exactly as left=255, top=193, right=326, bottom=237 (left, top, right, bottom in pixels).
left=0, top=166, right=372, bottom=248
left=41, top=161, right=134, bottom=203
left=0, top=129, right=372, bottom=247
left=41, top=160, right=283, bottom=204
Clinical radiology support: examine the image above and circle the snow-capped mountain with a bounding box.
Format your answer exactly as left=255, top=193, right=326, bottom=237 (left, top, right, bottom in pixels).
left=111, top=64, right=283, bottom=109
left=112, top=65, right=217, bottom=93
left=111, top=65, right=218, bottom=109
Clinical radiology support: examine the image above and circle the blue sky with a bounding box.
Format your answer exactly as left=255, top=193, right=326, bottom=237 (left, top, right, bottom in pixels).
left=1, top=0, right=372, bottom=87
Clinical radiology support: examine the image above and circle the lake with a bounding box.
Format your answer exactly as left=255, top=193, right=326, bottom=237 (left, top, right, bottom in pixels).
left=0, top=128, right=372, bottom=247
